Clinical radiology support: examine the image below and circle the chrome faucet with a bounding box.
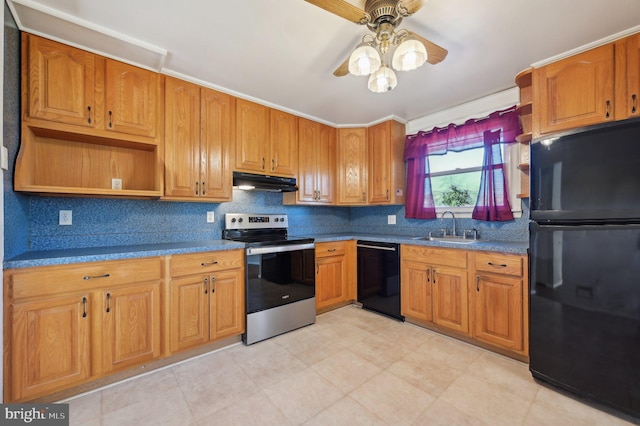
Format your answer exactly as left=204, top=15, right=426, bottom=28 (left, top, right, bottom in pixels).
left=441, top=210, right=456, bottom=237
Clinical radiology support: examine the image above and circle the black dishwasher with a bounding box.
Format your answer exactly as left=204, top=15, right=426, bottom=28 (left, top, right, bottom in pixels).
left=356, top=241, right=403, bottom=321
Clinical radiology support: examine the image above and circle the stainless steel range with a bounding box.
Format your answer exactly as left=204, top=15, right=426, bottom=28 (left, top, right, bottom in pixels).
left=223, top=213, right=316, bottom=345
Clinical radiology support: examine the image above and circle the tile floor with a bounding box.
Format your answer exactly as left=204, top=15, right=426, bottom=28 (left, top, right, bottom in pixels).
left=63, top=306, right=639, bottom=425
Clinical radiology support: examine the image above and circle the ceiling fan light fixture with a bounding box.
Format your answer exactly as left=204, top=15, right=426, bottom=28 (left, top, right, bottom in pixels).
left=368, top=65, right=397, bottom=93
left=348, top=43, right=381, bottom=76
left=392, top=37, right=428, bottom=71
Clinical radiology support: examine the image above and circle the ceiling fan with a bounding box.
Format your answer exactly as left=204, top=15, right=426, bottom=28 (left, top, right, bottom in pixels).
left=305, top=0, right=448, bottom=92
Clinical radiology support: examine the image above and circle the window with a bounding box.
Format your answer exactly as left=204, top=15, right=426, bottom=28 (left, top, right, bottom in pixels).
left=404, top=107, right=521, bottom=221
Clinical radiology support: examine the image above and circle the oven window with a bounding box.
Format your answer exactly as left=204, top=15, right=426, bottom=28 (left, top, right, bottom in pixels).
left=246, top=248, right=315, bottom=313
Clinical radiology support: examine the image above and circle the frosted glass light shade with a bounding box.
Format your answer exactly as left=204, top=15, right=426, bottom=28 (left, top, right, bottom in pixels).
left=367, top=66, right=397, bottom=93
left=392, top=38, right=428, bottom=71
left=348, top=44, right=381, bottom=76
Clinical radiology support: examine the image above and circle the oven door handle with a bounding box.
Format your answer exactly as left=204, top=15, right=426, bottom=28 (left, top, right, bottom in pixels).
left=247, top=243, right=315, bottom=255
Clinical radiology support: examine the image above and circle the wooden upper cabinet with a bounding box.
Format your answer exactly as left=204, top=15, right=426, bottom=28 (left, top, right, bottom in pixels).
left=164, top=77, right=234, bottom=201
left=368, top=120, right=405, bottom=205
left=287, top=118, right=336, bottom=204
left=200, top=87, right=235, bottom=200
left=104, top=59, right=160, bottom=138
left=337, top=127, right=368, bottom=205
left=615, top=32, right=640, bottom=120
left=236, top=99, right=269, bottom=173
left=533, top=44, right=615, bottom=135
left=26, top=34, right=97, bottom=128
left=164, top=77, right=201, bottom=198
left=269, top=109, right=298, bottom=176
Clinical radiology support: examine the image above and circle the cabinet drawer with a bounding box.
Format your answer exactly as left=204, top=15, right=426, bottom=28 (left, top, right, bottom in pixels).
left=315, top=241, right=347, bottom=258
left=10, top=257, right=163, bottom=300
left=171, top=249, right=243, bottom=277
left=474, top=252, right=523, bottom=276
left=401, top=245, right=467, bottom=269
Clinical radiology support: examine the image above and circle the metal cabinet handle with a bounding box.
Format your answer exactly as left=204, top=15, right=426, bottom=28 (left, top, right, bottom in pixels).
left=82, top=297, right=87, bottom=318
left=386, top=189, right=390, bottom=200
left=605, top=100, right=611, bottom=119
left=210, top=276, right=216, bottom=293
left=83, top=273, right=110, bottom=280
left=87, top=106, right=92, bottom=124
left=271, top=158, right=275, bottom=171
left=201, top=182, right=206, bottom=196
left=426, top=268, right=430, bottom=283
left=108, top=110, right=113, bottom=128
left=476, top=275, right=480, bottom=292
left=327, top=248, right=336, bottom=252
left=487, top=262, right=508, bottom=268
left=316, top=263, right=319, bottom=274
left=262, top=158, right=265, bottom=170
left=195, top=181, right=199, bottom=195
left=204, top=277, right=209, bottom=294
left=633, top=94, right=637, bottom=114
left=432, top=269, right=436, bottom=284
left=201, top=261, right=219, bottom=266
left=106, top=293, right=111, bottom=313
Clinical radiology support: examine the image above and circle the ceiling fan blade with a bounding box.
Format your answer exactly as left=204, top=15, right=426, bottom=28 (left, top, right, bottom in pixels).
left=305, top=0, right=368, bottom=24
left=407, top=31, right=448, bottom=65
left=398, top=0, right=424, bottom=15
left=333, top=56, right=350, bottom=77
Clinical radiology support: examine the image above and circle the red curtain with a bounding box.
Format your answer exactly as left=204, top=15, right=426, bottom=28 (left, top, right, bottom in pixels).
left=404, top=106, right=520, bottom=221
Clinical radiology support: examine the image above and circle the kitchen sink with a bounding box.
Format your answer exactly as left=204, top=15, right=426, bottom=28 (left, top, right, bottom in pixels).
left=411, top=236, right=478, bottom=244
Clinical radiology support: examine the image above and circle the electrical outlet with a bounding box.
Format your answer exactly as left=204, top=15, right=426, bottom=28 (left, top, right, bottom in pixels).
left=112, top=178, right=123, bottom=190
left=387, top=215, right=396, bottom=225
left=59, top=210, right=72, bottom=226
left=207, top=211, right=215, bottom=223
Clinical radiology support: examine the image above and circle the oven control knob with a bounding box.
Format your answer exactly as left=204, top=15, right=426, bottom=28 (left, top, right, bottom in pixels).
left=238, top=218, right=243, bottom=223
left=231, top=218, right=236, bottom=223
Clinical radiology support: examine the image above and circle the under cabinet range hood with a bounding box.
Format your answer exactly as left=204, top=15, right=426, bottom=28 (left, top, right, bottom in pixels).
left=232, top=172, right=298, bottom=192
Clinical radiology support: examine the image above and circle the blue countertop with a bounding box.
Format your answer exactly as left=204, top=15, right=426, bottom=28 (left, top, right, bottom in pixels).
left=4, top=234, right=528, bottom=269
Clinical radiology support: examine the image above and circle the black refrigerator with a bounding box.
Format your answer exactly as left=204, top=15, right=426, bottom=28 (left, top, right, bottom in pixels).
left=529, top=118, right=640, bottom=418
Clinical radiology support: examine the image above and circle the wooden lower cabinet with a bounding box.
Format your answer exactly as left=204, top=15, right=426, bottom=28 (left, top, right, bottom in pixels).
left=401, top=245, right=528, bottom=357
left=4, top=257, right=164, bottom=402
left=100, top=282, right=162, bottom=374
left=471, top=252, right=527, bottom=354
left=401, top=245, right=468, bottom=335
left=10, top=293, right=92, bottom=401
left=315, top=240, right=356, bottom=312
left=169, top=250, right=245, bottom=353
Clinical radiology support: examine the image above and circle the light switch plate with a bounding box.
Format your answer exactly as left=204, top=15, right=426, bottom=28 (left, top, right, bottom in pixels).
left=207, top=211, right=215, bottom=223
left=387, top=215, right=396, bottom=225
left=112, top=178, right=123, bottom=190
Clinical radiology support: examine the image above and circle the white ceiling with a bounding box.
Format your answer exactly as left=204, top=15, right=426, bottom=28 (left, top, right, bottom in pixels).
left=7, top=0, right=640, bottom=127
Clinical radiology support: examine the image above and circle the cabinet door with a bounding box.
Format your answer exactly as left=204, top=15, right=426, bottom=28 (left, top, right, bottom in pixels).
left=316, top=255, right=347, bottom=310
left=316, top=123, right=336, bottom=203
left=201, top=87, right=234, bottom=200
left=616, top=33, right=640, bottom=120
left=432, top=266, right=469, bottom=334
left=27, top=34, right=96, bottom=128
left=368, top=121, right=392, bottom=204
left=270, top=109, right=297, bottom=176
left=400, top=260, right=432, bottom=322
left=236, top=99, right=269, bottom=172
left=164, top=77, right=201, bottom=197
left=474, top=274, right=523, bottom=351
left=337, top=128, right=367, bottom=205
left=104, top=59, right=159, bottom=138
left=210, top=269, right=245, bottom=340
left=101, top=282, right=161, bottom=373
left=11, top=293, right=91, bottom=401
left=534, top=44, right=614, bottom=135
left=170, top=275, right=210, bottom=352
left=297, top=118, right=319, bottom=202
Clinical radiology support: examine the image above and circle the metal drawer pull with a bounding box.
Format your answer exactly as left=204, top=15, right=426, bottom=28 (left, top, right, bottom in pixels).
left=487, top=262, right=508, bottom=268
left=201, top=261, right=219, bottom=266
left=83, top=273, right=110, bottom=280
left=327, top=248, right=336, bottom=252
left=82, top=297, right=87, bottom=318
left=106, top=293, right=111, bottom=313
